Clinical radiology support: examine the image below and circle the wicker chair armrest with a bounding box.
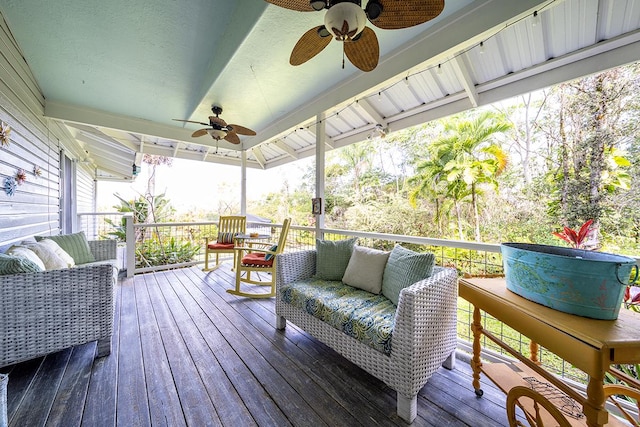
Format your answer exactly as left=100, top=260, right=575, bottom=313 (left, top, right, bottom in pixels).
left=275, top=250, right=316, bottom=286
left=393, top=266, right=458, bottom=367
left=88, top=239, right=117, bottom=261
left=0, top=263, right=116, bottom=367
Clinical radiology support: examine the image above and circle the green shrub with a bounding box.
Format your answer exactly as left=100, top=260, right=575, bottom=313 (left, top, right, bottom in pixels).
left=136, top=237, right=200, bottom=268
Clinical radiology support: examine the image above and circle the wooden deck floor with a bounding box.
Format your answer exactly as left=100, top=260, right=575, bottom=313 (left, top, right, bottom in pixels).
left=1, top=264, right=512, bottom=426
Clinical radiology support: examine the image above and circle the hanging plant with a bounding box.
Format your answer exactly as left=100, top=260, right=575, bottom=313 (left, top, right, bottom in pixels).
left=4, top=176, right=16, bottom=196
left=33, top=164, right=42, bottom=177
left=0, top=122, right=11, bottom=147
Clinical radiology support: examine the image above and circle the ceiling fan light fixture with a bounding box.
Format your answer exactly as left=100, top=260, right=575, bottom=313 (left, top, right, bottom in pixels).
left=364, top=0, right=382, bottom=21
left=208, top=128, right=227, bottom=140
left=310, top=0, right=326, bottom=11
left=324, top=2, right=367, bottom=41
left=317, top=25, right=331, bottom=38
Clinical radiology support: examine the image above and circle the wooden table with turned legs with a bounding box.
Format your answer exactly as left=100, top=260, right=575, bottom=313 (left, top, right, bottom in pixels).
left=459, top=277, right=640, bottom=427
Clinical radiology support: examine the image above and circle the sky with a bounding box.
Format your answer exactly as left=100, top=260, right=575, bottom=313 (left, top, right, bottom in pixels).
left=96, top=156, right=312, bottom=214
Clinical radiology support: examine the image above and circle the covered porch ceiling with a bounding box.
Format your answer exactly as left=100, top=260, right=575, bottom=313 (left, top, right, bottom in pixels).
left=1, top=0, right=639, bottom=180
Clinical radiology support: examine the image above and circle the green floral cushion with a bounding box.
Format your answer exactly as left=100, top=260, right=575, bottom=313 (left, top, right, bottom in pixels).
left=0, top=253, right=44, bottom=274
left=315, top=237, right=357, bottom=281
left=36, top=231, right=95, bottom=264
left=280, top=278, right=396, bottom=355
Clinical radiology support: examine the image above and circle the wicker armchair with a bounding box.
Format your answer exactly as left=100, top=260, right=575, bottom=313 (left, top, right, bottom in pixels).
left=0, top=239, right=118, bottom=368
left=275, top=249, right=458, bottom=423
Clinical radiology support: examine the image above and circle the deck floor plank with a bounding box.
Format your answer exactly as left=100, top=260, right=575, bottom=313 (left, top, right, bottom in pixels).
left=45, top=342, right=96, bottom=427
left=157, top=271, right=258, bottom=427
left=135, top=271, right=191, bottom=426
left=165, top=268, right=292, bottom=426
left=173, top=268, right=332, bottom=427
left=81, top=273, right=124, bottom=427
left=1, top=356, right=43, bottom=420
left=116, top=278, right=151, bottom=427
left=9, top=347, right=72, bottom=426
left=3, top=264, right=512, bottom=427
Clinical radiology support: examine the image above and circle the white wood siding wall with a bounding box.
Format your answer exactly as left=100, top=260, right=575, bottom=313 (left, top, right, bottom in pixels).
left=0, top=12, right=96, bottom=248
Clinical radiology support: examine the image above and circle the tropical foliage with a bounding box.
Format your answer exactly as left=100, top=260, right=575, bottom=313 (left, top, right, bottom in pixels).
left=246, top=64, right=640, bottom=256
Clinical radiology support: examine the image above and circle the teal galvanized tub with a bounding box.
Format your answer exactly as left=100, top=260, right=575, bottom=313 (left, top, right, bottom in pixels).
left=501, top=243, right=638, bottom=320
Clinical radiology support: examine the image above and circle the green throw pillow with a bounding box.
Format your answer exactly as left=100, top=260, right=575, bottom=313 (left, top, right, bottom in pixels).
left=0, top=253, right=44, bottom=274
left=381, top=245, right=435, bottom=305
left=36, top=231, right=95, bottom=264
left=315, top=237, right=357, bottom=281
left=264, top=244, right=278, bottom=261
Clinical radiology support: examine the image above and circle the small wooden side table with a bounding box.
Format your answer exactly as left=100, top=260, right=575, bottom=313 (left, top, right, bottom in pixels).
left=459, top=277, right=640, bottom=426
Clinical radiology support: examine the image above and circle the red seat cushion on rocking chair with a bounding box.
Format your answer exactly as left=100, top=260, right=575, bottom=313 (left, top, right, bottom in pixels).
left=208, top=242, right=235, bottom=250
left=241, top=252, right=274, bottom=267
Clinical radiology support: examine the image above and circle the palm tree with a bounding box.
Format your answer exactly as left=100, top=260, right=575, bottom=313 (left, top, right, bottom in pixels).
left=412, top=111, right=512, bottom=241
left=410, top=155, right=469, bottom=239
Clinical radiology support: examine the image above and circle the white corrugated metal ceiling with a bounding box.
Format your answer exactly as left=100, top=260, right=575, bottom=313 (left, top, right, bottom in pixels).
left=1, top=0, right=639, bottom=180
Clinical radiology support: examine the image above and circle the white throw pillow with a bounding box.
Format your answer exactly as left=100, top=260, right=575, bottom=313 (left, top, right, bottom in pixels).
left=24, top=242, right=68, bottom=270
left=6, top=246, right=46, bottom=271
left=39, top=238, right=75, bottom=268
left=342, top=246, right=390, bottom=294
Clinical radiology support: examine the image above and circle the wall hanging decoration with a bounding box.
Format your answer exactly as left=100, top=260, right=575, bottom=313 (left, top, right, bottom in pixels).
left=33, top=165, right=42, bottom=177
left=0, top=122, right=10, bottom=147
left=15, top=168, right=27, bottom=185
left=4, top=177, right=16, bottom=196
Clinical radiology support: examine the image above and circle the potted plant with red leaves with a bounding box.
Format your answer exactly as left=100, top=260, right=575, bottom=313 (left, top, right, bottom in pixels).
left=552, top=219, right=594, bottom=249
left=501, top=219, right=638, bottom=319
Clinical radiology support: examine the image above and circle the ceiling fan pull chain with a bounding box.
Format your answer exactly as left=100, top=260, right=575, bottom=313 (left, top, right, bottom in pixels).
left=342, top=45, right=345, bottom=69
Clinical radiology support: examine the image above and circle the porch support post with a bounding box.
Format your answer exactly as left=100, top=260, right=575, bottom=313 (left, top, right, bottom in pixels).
left=125, top=213, right=135, bottom=278
left=315, top=112, right=326, bottom=239
left=240, top=151, right=247, bottom=216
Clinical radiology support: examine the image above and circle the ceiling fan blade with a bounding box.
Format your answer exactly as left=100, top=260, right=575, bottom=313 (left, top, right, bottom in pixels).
left=369, top=0, right=444, bottom=30
left=264, top=0, right=318, bottom=12
left=227, top=124, right=256, bottom=136
left=173, top=119, right=209, bottom=126
left=344, top=27, right=379, bottom=72
left=290, top=26, right=332, bottom=66
left=224, top=131, right=241, bottom=145
left=192, top=129, right=209, bottom=138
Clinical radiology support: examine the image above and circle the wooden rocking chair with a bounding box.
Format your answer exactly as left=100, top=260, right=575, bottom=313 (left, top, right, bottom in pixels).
left=203, top=215, right=246, bottom=271
left=228, top=218, right=291, bottom=298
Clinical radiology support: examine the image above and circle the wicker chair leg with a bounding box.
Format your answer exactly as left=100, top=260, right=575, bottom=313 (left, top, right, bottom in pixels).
left=96, top=337, right=112, bottom=358
left=442, top=350, right=456, bottom=370
left=276, top=315, right=286, bottom=330
left=397, top=393, right=417, bottom=423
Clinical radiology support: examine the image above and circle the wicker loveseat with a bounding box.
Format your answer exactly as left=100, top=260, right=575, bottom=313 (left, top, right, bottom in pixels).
left=0, top=239, right=118, bottom=368
left=275, top=248, right=458, bottom=423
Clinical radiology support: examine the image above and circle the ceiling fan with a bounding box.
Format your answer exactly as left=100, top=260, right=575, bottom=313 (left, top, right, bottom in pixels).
left=173, top=105, right=256, bottom=144
left=265, top=0, right=445, bottom=72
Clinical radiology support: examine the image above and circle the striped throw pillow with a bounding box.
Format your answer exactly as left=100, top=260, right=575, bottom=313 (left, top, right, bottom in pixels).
left=0, top=253, right=44, bottom=275
left=217, top=232, right=236, bottom=244
left=36, top=231, right=95, bottom=264
left=381, top=245, right=435, bottom=305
